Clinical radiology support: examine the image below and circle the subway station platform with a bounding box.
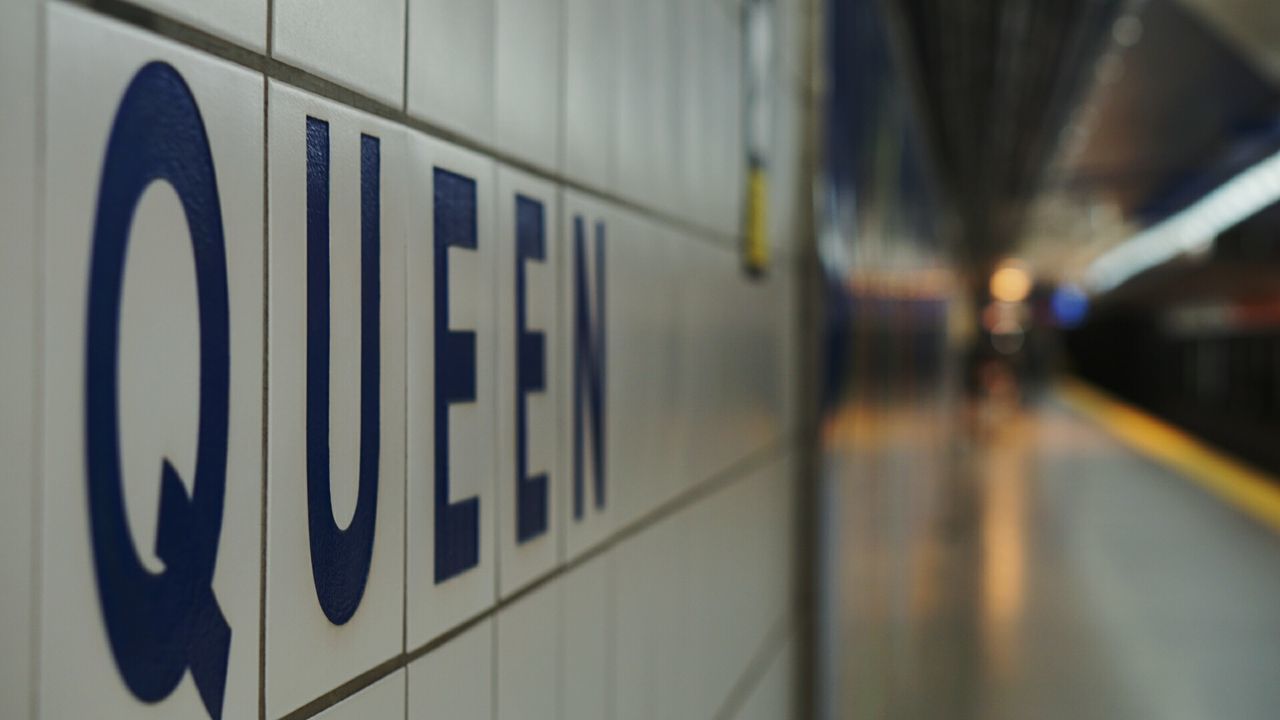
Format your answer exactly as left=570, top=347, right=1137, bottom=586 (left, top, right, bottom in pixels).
left=829, top=381, right=1280, bottom=720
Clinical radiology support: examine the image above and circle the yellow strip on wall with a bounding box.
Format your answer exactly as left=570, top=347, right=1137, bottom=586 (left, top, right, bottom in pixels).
left=1058, top=378, right=1280, bottom=534
left=743, top=166, right=769, bottom=275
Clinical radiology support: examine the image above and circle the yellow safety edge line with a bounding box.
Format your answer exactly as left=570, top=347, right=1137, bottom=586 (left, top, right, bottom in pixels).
left=1057, top=377, right=1280, bottom=535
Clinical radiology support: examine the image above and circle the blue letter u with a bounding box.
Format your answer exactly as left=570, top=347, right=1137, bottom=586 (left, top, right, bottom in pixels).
left=305, top=117, right=381, bottom=625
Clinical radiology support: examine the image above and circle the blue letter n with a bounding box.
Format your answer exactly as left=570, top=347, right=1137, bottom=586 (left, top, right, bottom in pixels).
left=572, top=216, right=605, bottom=519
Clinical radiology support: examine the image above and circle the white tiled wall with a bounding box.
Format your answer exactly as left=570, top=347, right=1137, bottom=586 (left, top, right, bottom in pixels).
left=561, top=0, right=614, bottom=189
left=496, top=581, right=561, bottom=720
left=3, top=0, right=809, bottom=717
left=273, top=0, right=406, bottom=106
left=407, top=619, right=495, bottom=718
left=406, top=0, right=496, bottom=141
left=265, top=82, right=409, bottom=718
left=404, top=132, right=500, bottom=648
left=41, top=7, right=265, bottom=717
left=130, top=0, right=266, bottom=51
left=734, top=638, right=798, bottom=720
left=494, top=0, right=562, bottom=170
left=0, top=0, right=38, bottom=717
left=496, top=166, right=562, bottom=597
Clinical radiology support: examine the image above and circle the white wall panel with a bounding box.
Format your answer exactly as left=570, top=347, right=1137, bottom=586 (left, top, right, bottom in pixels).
left=407, top=0, right=497, bottom=143
left=0, top=0, right=38, bottom=717
left=496, top=166, right=563, bottom=596
left=674, top=0, right=707, bottom=225
left=769, top=87, right=804, bottom=248
left=560, top=552, right=613, bottom=720
left=495, top=0, right=562, bottom=170
left=706, top=1, right=746, bottom=236
left=687, top=454, right=795, bottom=714
left=265, top=82, right=409, bottom=718
left=562, top=0, right=615, bottom=189
left=405, top=132, right=499, bottom=648
left=41, top=7, right=264, bottom=717
left=273, top=0, right=405, bottom=106
left=559, top=190, right=617, bottom=559
left=611, top=0, right=655, bottom=206
left=733, top=637, right=797, bottom=720
left=497, top=580, right=562, bottom=720
left=17, top=1, right=804, bottom=716
left=408, top=619, right=495, bottom=718
left=129, top=0, right=266, bottom=51
left=613, top=509, right=695, bottom=720
left=651, top=225, right=689, bottom=501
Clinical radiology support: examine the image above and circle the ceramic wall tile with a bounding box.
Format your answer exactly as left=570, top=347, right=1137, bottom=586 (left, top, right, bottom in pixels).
left=129, top=0, right=267, bottom=51
left=405, top=132, right=499, bottom=648
left=272, top=0, right=405, bottom=106
left=732, top=637, right=796, bottom=720
left=685, top=457, right=780, bottom=715
left=496, top=580, right=561, bottom=720
left=41, top=6, right=264, bottom=718
left=613, top=511, right=694, bottom=720
left=406, top=0, right=496, bottom=143
left=407, top=618, right=495, bottom=718
left=495, top=0, right=562, bottom=170
left=561, top=0, right=613, bottom=189
left=312, top=670, right=406, bottom=720
left=673, top=0, right=706, bottom=225
left=611, top=0, right=654, bottom=206
left=604, top=210, right=674, bottom=526
left=0, top=0, right=38, bottom=716
left=265, top=80, right=408, bottom=718
left=558, top=190, right=616, bottom=559
left=496, top=166, right=562, bottom=596
left=560, top=552, right=612, bottom=720
left=705, top=0, right=745, bottom=237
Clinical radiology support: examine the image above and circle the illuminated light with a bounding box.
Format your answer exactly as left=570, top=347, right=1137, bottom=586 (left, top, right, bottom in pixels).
left=989, top=261, right=1032, bottom=303
left=1112, top=15, right=1143, bottom=47
left=1051, top=284, right=1089, bottom=327
left=1085, top=148, right=1280, bottom=294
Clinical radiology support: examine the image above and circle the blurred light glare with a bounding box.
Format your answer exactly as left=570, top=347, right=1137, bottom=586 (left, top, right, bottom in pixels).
left=1051, top=284, right=1089, bottom=327
left=1086, top=147, right=1280, bottom=293
left=990, top=262, right=1032, bottom=303
left=1112, top=15, right=1143, bottom=47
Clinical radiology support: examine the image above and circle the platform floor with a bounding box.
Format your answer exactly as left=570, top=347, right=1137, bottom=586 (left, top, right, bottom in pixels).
left=829, top=385, right=1280, bottom=720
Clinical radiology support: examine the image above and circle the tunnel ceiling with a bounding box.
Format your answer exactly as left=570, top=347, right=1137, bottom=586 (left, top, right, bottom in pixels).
left=890, top=0, right=1280, bottom=287
left=1045, top=0, right=1280, bottom=225
left=890, top=0, right=1122, bottom=271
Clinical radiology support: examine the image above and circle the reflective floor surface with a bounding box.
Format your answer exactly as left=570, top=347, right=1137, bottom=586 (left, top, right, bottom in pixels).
left=828, top=388, right=1280, bottom=720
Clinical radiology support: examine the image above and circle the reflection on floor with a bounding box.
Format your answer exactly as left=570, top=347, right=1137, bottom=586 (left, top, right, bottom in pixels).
left=828, top=388, right=1280, bottom=720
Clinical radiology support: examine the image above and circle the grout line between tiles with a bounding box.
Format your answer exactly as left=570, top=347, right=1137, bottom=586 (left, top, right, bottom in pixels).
left=274, top=437, right=789, bottom=719
left=711, top=610, right=794, bottom=720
